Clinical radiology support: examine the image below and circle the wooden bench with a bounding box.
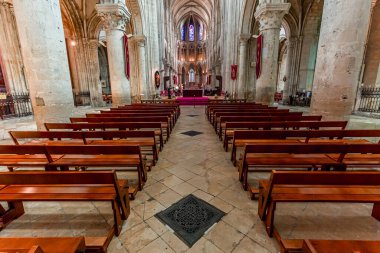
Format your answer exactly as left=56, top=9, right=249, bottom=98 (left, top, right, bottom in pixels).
left=45, top=145, right=146, bottom=198
left=208, top=106, right=280, bottom=122
left=231, top=128, right=375, bottom=162
left=10, top=130, right=159, bottom=167
left=217, top=115, right=323, bottom=139
left=206, top=104, right=269, bottom=119
left=258, top=171, right=380, bottom=243
left=106, top=108, right=178, bottom=121
left=44, top=122, right=164, bottom=151
left=238, top=144, right=347, bottom=191
left=280, top=239, right=380, bottom=253
left=0, top=171, right=130, bottom=236
left=211, top=109, right=296, bottom=125
left=87, top=112, right=175, bottom=129
left=70, top=116, right=171, bottom=142
left=0, top=145, right=53, bottom=172
left=225, top=121, right=348, bottom=152
left=0, top=237, right=86, bottom=253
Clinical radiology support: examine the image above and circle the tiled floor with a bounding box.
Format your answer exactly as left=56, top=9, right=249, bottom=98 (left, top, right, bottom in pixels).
left=0, top=106, right=379, bottom=253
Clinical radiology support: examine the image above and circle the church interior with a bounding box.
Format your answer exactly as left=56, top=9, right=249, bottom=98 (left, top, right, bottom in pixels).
left=0, top=0, right=379, bottom=252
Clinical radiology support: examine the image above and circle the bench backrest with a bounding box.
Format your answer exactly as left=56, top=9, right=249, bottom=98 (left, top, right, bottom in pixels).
left=233, top=129, right=380, bottom=141
left=0, top=171, right=118, bottom=186
left=0, top=145, right=48, bottom=155
left=70, top=117, right=169, bottom=123
left=45, top=145, right=141, bottom=156
left=10, top=130, right=156, bottom=145
left=244, top=143, right=348, bottom=154
left=226, top=121, right=348, bottom=130
left=270, top=170, right=380, bottom=186
left=87, top=113, right=171, bottom=118
left=215, top=112, right=302, bottom=118
left=220, top=115, right=322, bottom=123
left=44, top=122, right=162, bottom=131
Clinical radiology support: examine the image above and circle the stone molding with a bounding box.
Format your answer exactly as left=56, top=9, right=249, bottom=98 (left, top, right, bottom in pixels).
left=96, top=2, right=131, bottom=31
left=133, top=35, right=146, bottom=47
left=88, top=40, right=99, bottom=50
left=239, top=34, right=251, bottom=44
left=254, top=3, right=290, bottom=31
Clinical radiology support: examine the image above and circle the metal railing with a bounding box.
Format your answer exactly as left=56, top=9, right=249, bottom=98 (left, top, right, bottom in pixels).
left=357, top=87, right=380, bottom=113
left=0, top=92, right=33, bottom=119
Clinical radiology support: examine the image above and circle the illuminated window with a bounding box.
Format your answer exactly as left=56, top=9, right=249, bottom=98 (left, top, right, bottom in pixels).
left=198, top=24, right=203, bottom=41
left=181, top=25, right=186, bottom=41
left=189, top=23, right=195, bottom=41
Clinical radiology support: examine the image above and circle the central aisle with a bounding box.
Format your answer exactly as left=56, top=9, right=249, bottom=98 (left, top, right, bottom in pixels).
left=119, top=106, right=279, bottom=252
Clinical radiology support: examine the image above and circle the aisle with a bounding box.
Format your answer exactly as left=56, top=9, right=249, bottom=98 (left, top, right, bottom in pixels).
left=119, top=106, right=278, bottom=252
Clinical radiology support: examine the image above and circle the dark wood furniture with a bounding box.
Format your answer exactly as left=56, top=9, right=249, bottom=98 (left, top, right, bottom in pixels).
left=182, top=89, right=203, bottom=97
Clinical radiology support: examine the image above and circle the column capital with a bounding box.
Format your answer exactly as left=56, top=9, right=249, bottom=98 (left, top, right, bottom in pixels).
left=254, top=3, right=290, bottom=31
left=96, top=2, right=131, bottom=31
left=239, top=34, right=251, bottom=44
left=88, top=40, right=99, bottom=50
left=132, top=35, right=146, bottom=47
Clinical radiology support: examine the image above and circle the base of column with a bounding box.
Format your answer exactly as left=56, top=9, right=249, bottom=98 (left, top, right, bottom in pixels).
left=33, top=104, right=75, bottom=130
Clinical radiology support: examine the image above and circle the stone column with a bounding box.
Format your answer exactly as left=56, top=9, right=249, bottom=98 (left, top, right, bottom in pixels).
left=88, top=40, right=105, bottom=107
left=0, top=1, right=28, bottom=93
left=135, top=35, right=149, bottom=99
left=96, top=2, right=131, bottom=107
left=237, top=34, right=251, bottom=99
left=12, top=0, right=75, bottom=129
left=282, top=37, right=296, bottom=104
left=310, top=0, right=372, bottom=120
left=254, top=2, right=290, bottom=105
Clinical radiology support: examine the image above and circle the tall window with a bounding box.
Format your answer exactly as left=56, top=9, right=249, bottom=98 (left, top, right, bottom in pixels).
left=181, top=25, right=186, bottom=41
left=198, top=24, right=203, bottom=41
left=189, top=69, right=195, bottom=82
left=189, top=22, right=195, bottom=41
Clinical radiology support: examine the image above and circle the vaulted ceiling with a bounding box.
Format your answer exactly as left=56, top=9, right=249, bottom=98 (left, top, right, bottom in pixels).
left=171, top=0, right=213, bottom=27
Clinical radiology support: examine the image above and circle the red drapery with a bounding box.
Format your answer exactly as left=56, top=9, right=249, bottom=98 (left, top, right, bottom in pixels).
left=256, top=34, right=263, bottom=79
left=124, top=35, right=130, bottom=80
left=231, top=65, right=238, bottom=80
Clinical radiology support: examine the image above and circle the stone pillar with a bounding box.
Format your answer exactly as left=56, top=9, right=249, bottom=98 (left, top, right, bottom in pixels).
left=88, top=40, right=105, bottom=107
left=0, top=1, right=28, bottom=93
left=96, top=2, right=131, bottom=107
left=12, top=0, right=75, bottom=129
left=282, top=37, right=296, bottom=104
left=238, top=34, right=251, bottom=99
left=310, top=0, right=372, bottom=120
left=254, top=2, right=290, bottom=105
left=135, top=35, right=149, bottom=99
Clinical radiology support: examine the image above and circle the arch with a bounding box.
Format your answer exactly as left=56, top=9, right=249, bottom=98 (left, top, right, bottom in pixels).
left=240, top=0, right=258, bottom=35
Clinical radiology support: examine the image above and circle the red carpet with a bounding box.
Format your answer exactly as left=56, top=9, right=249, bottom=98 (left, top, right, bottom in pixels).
left=176, top=97, right=209, bottom=105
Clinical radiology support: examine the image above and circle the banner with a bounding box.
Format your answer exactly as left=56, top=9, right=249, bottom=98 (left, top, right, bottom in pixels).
left=231, top=65, right=238, bottom=80
left=124, top=35, right=130, bottom=80
left=256, top=34, right=263, bottom=79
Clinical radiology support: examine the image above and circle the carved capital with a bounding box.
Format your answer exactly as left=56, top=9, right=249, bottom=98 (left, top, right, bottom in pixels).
left=255, top=3, right=290, bottom=31
left=96, top=3, right=131, bottom=31
left=132, top=35, right=146, bottom=47
left=88, top=40, right=99, bottom=50
left=239, top=34, right=251, bottom=45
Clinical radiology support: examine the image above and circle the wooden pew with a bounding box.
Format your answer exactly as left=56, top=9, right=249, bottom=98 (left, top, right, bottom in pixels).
left=10, top=130, right=159, bottom=167
left=0, top=171, right=130, bottom=236
left=0, top=145, right=53, bottom=172
left=45, top=145, right=146, bottom=197
left=281, top=239, right=380, bottom=253
left=210, top=109, right=293, bottom=124
left=257, top=171, right=380, bottom=243
left=217, top=115, right=323, bottom=139
left=231, top=128, right=376, bottom=162
left=238, top=143, right=346, bottom=191
left=225, top=121, right=348, bottom=152
left=0, top=237, right=86, bottom=253
left=69, top=117, right=171, bottom=142
left=44, top=122, right=164, bottom=151
left=213, top=111, right=303, bottom=128
left=87, top=112, right=175, bottom=129
left=106, top=108, right=178, bottom=121
left=207, top=105, right=276, bottom=121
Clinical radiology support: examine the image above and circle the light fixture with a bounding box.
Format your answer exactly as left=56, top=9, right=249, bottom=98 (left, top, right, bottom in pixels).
left=71, top=40, right=76, bottom=46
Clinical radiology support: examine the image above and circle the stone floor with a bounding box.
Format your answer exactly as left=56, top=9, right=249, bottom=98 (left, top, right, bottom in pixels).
left=0, top=106, right=379, bottom=253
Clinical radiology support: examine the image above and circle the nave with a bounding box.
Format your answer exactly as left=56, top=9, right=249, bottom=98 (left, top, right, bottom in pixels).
left=0, top=105, right=379, bottom=253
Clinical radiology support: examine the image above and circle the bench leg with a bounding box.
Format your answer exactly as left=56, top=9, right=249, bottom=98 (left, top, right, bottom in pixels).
left=264, top=201, right=276, bottom=237
left=372, top=202, right=380, bottom=221
left=111, top=200, right=123, bottom=236
left=0, top=201, right=25, bottom=229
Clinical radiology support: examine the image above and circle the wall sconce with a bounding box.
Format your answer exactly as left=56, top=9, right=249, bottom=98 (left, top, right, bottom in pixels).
left=71, top=40, right=76, bottom=46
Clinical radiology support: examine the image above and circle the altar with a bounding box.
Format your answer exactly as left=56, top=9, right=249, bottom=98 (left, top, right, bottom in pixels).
left=182, top=89, right=203, bottom=97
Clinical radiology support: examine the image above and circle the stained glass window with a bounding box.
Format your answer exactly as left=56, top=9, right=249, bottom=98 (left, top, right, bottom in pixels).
left=181, top=25, right=186, bottom=41
left=189, top=24, right=195, bottom=41
left=198, top=24, right=203, bottom=41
